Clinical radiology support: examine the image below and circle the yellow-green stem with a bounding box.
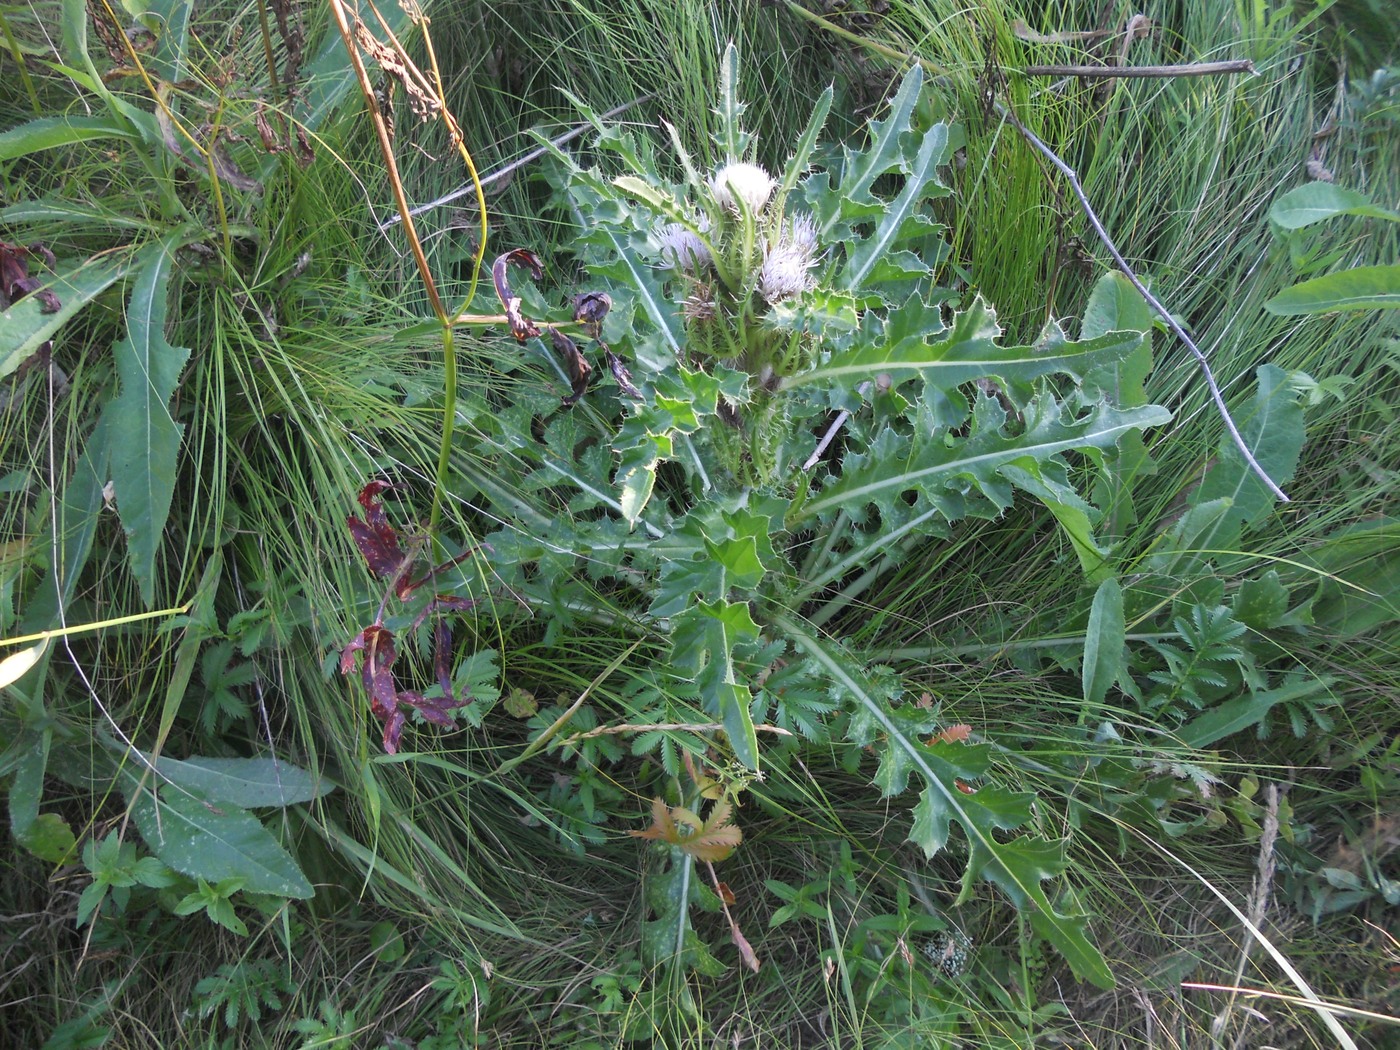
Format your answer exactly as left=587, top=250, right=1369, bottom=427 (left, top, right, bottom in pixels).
left=427, top=323, right=456, bottom=541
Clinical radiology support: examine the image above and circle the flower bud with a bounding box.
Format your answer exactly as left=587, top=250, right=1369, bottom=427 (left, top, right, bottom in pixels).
left=710, top=162, right=775, bottom=216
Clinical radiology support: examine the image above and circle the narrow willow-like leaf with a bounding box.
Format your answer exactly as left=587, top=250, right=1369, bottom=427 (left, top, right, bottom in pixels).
left=0, top=199, right=158, bottom=230
left=1264, top=264, right=1400, bottom=314
left=0, top=115, right=135, bottom=159
left=1082, top=578, right=1125, bottom=707
left=127, top=784, right=314, bottom=898
left=1268, top=182, right=1400, bottom=229
left=142, top=754, right=335, bottom=808
left=1191, top=365, right=1304, bottom=546
left=1, top=251, right=134, bottom=380
left=104, top=238, right=196, bottom=606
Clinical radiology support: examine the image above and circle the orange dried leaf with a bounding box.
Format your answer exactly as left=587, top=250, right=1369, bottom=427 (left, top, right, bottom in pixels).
left=932, top=723, right=973, bottom=745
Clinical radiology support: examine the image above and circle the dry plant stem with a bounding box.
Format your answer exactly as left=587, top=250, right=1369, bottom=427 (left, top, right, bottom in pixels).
left=1025, top=60, right=1256, bottom=78
left=994, top=102, right=1289, bottom=502
left=803, top=381, right=871, bottom=469
left=1220, top=783, right=1283, bottom=1050
left=1182, top=985, right=1400, bottom=1026
left=327, top=0, right=487, bottom=541
left=560, top=721, right=795, bottom=748
left=380, top=94, right=656, bottom=230
left=325, top=0, right=444, bottom=321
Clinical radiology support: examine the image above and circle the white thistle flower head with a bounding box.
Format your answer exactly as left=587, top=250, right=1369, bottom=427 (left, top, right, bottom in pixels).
left=710, top=162, right=776, bottom=216
left=655, top=222, right=711, bottom=273
left=759, top=214, right=819, bottom=302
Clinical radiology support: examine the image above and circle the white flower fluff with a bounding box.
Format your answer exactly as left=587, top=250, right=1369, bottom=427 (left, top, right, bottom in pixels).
left=759, top=213, right=819, bottom=302
left=710, top=162, right=776, bottom=216
left=656, top=222, right=711, bottom=272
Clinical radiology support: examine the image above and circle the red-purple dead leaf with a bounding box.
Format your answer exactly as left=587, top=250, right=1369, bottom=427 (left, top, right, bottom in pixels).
left=401, top=690, right=463, bottom=727
left=549, top=328, right=592, bottom=405
left=348, top=480, right=408, bottom=579
left=492, top=249, right=543, bottom=342
left=432, top=618, right=453, bottom=702
left=340, top=623, right=400, bottom=720
left=605, top=347, right=642, bottom=398
left=382, top=707, right=406, bottom=754
left=1, top=241, right=61, bottom=312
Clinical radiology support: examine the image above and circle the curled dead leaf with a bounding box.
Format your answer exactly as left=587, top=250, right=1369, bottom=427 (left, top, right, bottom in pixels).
left=605, top=347, right=642, bottom=399
left=549, top=328, right=592, bottom=405
left=492, top=249, right=543, bottom=342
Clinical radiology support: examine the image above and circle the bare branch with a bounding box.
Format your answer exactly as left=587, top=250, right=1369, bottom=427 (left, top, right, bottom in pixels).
left=1024, top=60, right=1256, bottom=79
left=996, top=101, right=1289, bottom=502
left=379, top=94, right=654, bottom=231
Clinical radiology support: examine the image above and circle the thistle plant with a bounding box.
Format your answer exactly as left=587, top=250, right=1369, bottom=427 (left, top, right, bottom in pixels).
left=404, top=45, right=1177, bottom=985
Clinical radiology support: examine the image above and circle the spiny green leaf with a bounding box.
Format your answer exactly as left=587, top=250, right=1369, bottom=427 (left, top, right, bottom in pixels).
left=789, top=296, right=1147, bottom=402
left=781, top=615, right=1111, bottom=988
left=671, top=599, right=761, bottom=768
left=1001, top=459, right=1112, bottom=581
left=798, top=393, right=1171, bottom=525
left=961, top=834, right=1113, bottom=988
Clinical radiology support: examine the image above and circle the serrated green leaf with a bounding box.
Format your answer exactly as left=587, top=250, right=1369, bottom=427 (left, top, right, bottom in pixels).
left=797, top=394, right=1171, bottom=525
left=104, top=239, right=196, bottom=605
left=962, top=834, right=1114, bottom=988
left=1000, top=459, right=1112, bottom=581
left=126, top=784, right=313, bottom=898
left=788, top=296, right=1147, bottom=402
left=671, top=599, right=761, bottom=768
left=839, top=122, right=950, bottom=292
left=831, top=64, right=924, bottom=213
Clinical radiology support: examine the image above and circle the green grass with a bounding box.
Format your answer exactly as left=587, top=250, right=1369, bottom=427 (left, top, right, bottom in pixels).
left=2, top=0, right=1397, bottom=1046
